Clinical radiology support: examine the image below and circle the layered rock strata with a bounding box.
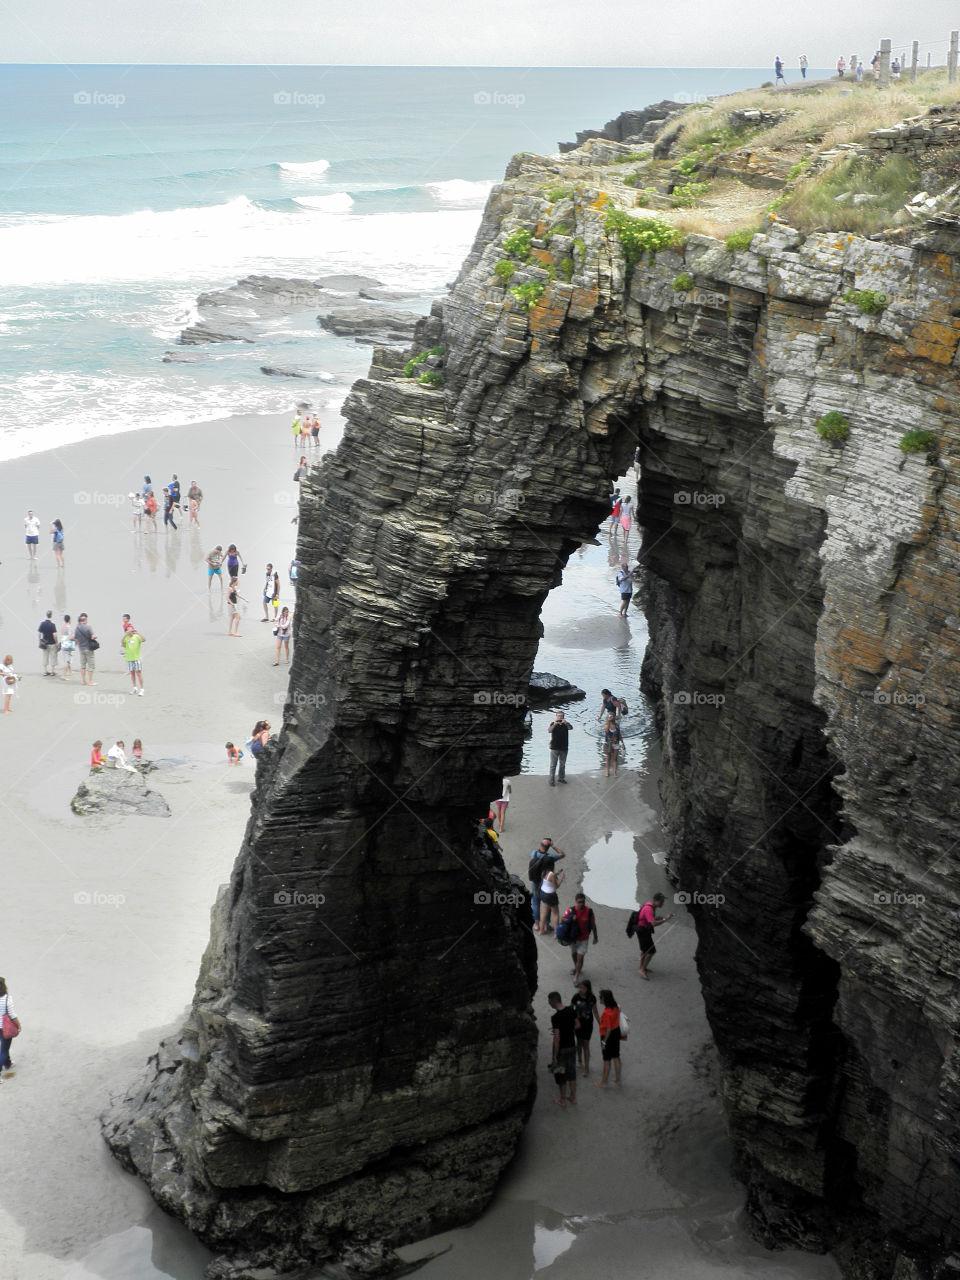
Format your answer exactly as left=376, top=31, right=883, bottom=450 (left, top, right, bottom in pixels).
left=107, top=125, right=960, bottom=1279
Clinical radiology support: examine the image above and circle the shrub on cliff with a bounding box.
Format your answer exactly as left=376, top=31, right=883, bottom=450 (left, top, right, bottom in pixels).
left=403, top=346, right=444, bottom=378
left=899, top=428, right=936, bottom=454
left=510, top=280, right=545, bottom=311
left=560, top=257, right=575, bottom=282
left=417, top=371, right=443, bottom=388
left=493, top=259, right=516, bottom=285
left=725, top=227, right=757, bottom=252
left=781, top=154, right=921, bottom=235
left=673, top=273, right=695, bottom=291
left=671, top=181, right=710, bottom=208
left=502, top=228, right=533, bottom=261
left=604, top=210, right=683, bottom=268
left=844, top=288, right=888, bottom=316
left=815, top=410, right=851, bottom=444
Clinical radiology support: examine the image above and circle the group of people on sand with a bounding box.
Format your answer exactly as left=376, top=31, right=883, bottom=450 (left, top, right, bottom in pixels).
left=90, top=737, right=144, bottom=772
left=292, top=412, right=322, bottom=449
left=130, top=474, right=203, bottom=533
left=23, top=511, right=65, bottom=567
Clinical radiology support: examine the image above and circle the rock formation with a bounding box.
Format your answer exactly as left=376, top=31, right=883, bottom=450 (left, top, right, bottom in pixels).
left=71, top=766, right=170, bottom=816
left=107, top=103, right=960, bottom=1280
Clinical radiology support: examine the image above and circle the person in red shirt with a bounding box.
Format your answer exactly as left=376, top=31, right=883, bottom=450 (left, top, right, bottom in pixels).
left=637, top=892, right=673, bottom=980
left=570, top=892, right=598, bottom=982
left=595, top=988, right=622, bottom=1088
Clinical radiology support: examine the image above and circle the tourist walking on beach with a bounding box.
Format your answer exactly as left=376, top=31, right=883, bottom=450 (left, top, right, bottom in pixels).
left=206, top=545, right=224, bottom=591
left=0, top=978, right=21, bottom=1078
left=636, top=892, right=673, bottom=979
left=570, top=893, right=598, bottom=981
left=273, top=606, right=292, bottom=664
left=548, top=710, right=571, bottom=785
left=775, top=55, right=785, bottom=85
left=537, top=856, right=564, bottom=935
left=289, top=558, right=300, bottom=590
left=143, top=490, right=159, bottom=532
left=616, top=560, right=634, bottom=617
left=1, top=656, right=20, bottom=714
left=310, top=414, right=321, bottom=448
left=292, top=412, right=303, bottom=449
left=162, top=487, right=178, bottom=531
left=225, top=543, right=246, bottom=579
left=603, top=715, right=623, bottom=777
left=227, top=577, right=246, bottom=636
left=262, top=564, right=280, bottom=621
left=595, top=989, right=622, bottom=1087
left=129, top=491, right=143, bottom=532
left=491, top=777, right=511, bottom=832
left=38, top=610, right=58, bottom=676
left=74, top=613, right=97, bottom=685
left=608, top=489, right=621, bottom=537
left=59, top=614, right=76, bottom=679
left=799, top=53, right=808, bottom=78
left=619, top=494, right=633, bottom=542
left=549, top=992, right=578, bottom=1108
left=572, top=978, right=599, bottom=1077
left=122, top=624, right=145, bottom=695
left=187, top=480, right=202, bottom=526
left=169, top=474, right=182, bottom=516
left=529, top=838, right=564, bottom=926
left=24, top=510, right=40, bottom=559
left=50, top=519, right=65, bottom=567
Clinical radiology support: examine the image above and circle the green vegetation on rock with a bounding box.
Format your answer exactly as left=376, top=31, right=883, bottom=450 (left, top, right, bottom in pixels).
left=780, top=154, right=922, bottom=235
left=545, top=185, right=575, bottom=202
left=510, top=280, right=546, bottom=311
left=725, top=227, right=758, bottom=252
left=403, top=346, right=444, bottom=378
left=604, top=210, right=684, bottom=268
left=677, top=154, right=700, bottom=175
left=673, top=273, right=695, bottom=292
left=844, top=288, right=888, bottom=316
left=502, top=228, right=533, bottom=261
left=560, top=256, right=574, bottom=282
left=493, top=259, right=516, bottom=284
left=671, top=181, right=710, bottom=208
left=815, top=410, right=851, bottom=444
left=417, top=371, right=443, bottom=387
left=899, top=428, right=936, bottom=454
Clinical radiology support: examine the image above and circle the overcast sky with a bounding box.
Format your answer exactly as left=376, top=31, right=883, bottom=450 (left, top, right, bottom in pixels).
left=3, top=0, right=958, bottom=66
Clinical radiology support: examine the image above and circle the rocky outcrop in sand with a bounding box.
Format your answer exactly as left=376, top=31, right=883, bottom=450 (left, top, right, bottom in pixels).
left=72, top=767, right=169, bottom=816
left=107, top=117, right=960, bottom=1280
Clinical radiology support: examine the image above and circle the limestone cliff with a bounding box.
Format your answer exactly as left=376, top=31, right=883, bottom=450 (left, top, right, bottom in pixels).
left=106, top=104, right=960, bottom=1279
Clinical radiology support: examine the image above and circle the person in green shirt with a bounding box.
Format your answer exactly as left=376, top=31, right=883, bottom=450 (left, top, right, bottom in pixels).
left=121, top=626, right=146, bottom=696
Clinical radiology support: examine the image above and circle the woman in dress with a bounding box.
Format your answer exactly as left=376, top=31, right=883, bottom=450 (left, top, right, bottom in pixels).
left=227, top=576, right=246, bottom=637
left=59, top=613, right=75, bottom=679
left=572, top=978, right=599, bottom=1078
left=619, top=495, right=632, bottom=542
left=225, top=543, right=246, bottom=580
left=273, top=606, right=292, bottom=665
left=595, top=988, right=622, bottom=1088
left=0, top=654, right=19, bottom=714
left=51, top=518, right=65, bottom=568
left=537, top=858, right=564, bottom=935
left=0, top=977, right=20, bottom=1078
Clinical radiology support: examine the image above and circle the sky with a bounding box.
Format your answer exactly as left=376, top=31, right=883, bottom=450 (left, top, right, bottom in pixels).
left=2, top=0, right=958, bottom=66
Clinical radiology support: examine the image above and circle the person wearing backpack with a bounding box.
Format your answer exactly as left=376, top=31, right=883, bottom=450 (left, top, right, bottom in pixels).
left=637, top=892, right=673, bottom=980
left=569, top=892, right=598, bottom=981
left=548, top=992, right=578, bottom=1108
left=528, top=838, right=564, bottom=929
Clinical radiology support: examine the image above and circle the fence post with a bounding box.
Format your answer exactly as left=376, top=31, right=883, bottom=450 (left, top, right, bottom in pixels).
left=928, top=51, right=932, bottom=67
left=850, top=54, right=858, bottom=77
left=879, top=39, right=891, bottom=87
left=911, top=40, right=919, bottom=81
left=950, top=30, right=958, bottom=81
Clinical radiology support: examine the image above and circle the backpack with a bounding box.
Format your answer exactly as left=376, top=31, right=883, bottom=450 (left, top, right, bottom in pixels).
left=625, top=909, right=639, bottom=938
left=555, top=908, right=577, bottom=946
left=528, top=852, right=551, bottom=884
left=619, top=1011, right=630, bottom=1041
left=618, top=697, right=629, bottom=716
left=53, top=528, right=63, bottom=544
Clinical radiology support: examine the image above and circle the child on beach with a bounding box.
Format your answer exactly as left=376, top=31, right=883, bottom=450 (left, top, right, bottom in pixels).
left=131, top=739, right=143, bottom=762
left=90, top=740, right=104, bottom=770
left=1, top=656, right=20, bottom=714
left=59, top=614, right=75, bottom=679
left=129, top=492, right=143, bottom=532
left=225, top=742, right=243, bottom=765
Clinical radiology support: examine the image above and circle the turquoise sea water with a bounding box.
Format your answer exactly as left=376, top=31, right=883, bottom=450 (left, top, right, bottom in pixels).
left=0, top=65, right=830, bottom=460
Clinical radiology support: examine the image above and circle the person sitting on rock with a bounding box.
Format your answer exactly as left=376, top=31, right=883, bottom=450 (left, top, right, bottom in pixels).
left=106, top=740, right=136, bottom=773
left=90, top=740, right=104, bottom=770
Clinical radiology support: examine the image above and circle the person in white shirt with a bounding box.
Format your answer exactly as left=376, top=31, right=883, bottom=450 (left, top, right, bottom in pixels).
left=24, top=510, right=40, bottom=559
left=107, top=740, right=137, bottom=773
left=492, top=777, right=511, bottom=832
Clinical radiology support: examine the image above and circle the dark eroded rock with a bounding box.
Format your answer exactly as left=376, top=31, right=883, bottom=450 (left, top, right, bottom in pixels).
left=72, top=767, right=170, bottom=817
left=316, top=304, right=423, bottom=344
left=526, top=672, right=587, bottom=706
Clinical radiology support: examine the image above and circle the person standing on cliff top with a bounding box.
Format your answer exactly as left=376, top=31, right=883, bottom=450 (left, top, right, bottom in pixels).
left=799, top=54, right=808, bottom=79
left=775, top=56, right=785, bottom=85
left=548, top=710, right=572, bottom=785
left=636, top=892, right=673, bottom=980
left=836, top=55, right=845, bottom=77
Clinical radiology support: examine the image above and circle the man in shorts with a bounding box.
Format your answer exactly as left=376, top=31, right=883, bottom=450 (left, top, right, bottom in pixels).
left=24, top=510, right=40, bottom=559
left=74, top=613, right=98, bottom=685
left=616, top=560, right=634, bottom=617
left=262, top=564, right=280, bottom=621
left=38, top=610, right=58, bottom=675
left=206, top=545, right=224, bottom=592
left=549, top=991, right=578, bottom=1108
left=570, top=893, right=598, bottom=982
left=122, top=624, right=145, bottom=696
left=637, top=892, right=673, bottom=979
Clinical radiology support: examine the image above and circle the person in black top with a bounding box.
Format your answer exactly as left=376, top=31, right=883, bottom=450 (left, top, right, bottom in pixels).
left=571, top=978, right=599, bottom=1077
left=38, top=610, right=58, bottom=677
left=548, top=710, right=572, bottom=786
left=549, top=992, right=578, bottom=1107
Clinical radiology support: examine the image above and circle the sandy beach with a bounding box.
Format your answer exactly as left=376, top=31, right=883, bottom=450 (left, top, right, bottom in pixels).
left=0, top=425, right=839, bottom=1280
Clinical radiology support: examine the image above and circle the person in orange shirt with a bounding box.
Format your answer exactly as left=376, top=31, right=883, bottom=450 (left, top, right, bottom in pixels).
left=595, top=988, right=622, bottom=1088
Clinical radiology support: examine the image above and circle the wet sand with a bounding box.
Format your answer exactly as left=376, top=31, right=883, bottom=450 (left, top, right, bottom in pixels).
left=0, top=435, right=838, bottom=1280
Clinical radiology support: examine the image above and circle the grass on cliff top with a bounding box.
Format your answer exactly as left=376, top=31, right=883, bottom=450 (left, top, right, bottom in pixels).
left=780, top=153, right=922, bottom=233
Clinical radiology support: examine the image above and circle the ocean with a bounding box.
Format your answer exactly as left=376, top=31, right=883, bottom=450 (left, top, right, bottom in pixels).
left=0, top=65, right=829, bottom=462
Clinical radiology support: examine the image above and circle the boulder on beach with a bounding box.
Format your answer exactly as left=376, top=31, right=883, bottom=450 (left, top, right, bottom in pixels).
left=71, top=767, right=170, bottom=817
left=527, top=671, right=587, bottom=706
